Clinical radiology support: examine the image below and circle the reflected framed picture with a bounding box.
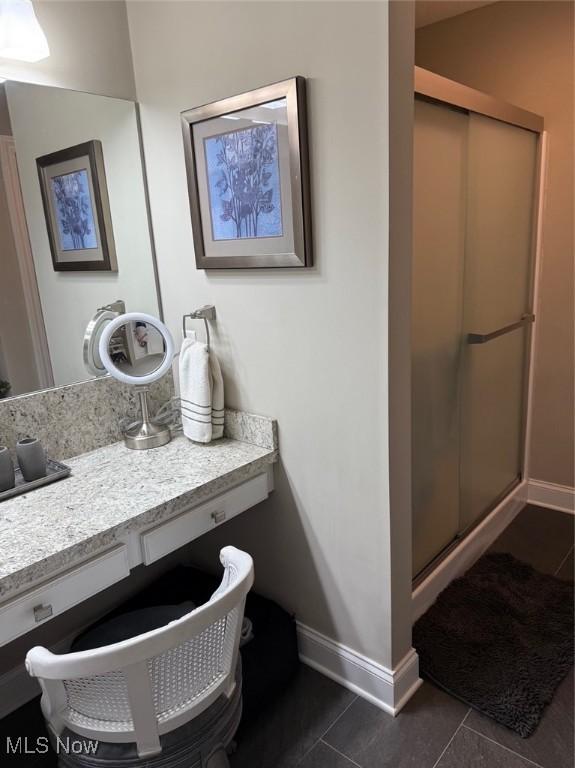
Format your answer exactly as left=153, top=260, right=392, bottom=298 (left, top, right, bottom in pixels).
left=181, top=77, right=312, bottom=268
left=36, top=140, right=117, bottom=272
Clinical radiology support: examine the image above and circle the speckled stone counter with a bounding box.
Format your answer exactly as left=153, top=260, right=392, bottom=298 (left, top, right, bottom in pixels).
left=0, top=430, right=277, bottom=604
left=0, top=375, right=175, bottom=462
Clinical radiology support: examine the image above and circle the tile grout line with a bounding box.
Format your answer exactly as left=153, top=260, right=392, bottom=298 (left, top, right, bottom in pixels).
left=554, top=545, right=574, bottom=577
left=430, top=707, right=471, bottom=768
left=318, top=693, right=358, bottom=742
left=319, top=739, right=363, bottom=767
left=430, top=708, right=471, bottom=768
left=295, top=694, right=359, bottom=766
left=461, top=724, right=546, bottom=768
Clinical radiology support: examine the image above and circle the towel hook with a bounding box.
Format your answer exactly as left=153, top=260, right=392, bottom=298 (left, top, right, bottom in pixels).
left=182, top=305, right=216, bottom=349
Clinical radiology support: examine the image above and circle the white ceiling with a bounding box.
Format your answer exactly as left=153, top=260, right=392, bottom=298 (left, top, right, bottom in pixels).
left=415, top=1, right=498, bottom=29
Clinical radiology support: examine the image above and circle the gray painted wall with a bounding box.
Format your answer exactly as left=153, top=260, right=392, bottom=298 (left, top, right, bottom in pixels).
left=0, top=0, right=416, bottom=678
left=126, top=0, right=408, bottom=669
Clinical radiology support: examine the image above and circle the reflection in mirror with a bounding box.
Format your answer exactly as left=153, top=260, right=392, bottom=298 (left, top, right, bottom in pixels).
left=108, top=320, right=167, bottom=378
left=83, top=300, right=126, bottom=377
left=99, top=312, right=174, bottom=388
left=0, top=80, right=161, bottom=400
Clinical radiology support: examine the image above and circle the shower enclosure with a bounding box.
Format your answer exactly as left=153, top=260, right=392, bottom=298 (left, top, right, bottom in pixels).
left=412, top=68, right=544, bottom=579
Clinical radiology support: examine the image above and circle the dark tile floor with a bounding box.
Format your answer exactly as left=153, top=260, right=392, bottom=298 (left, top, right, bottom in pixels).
left=230, top=505, right=574, bottom=768
left=1, top=505, right=573, bottom=768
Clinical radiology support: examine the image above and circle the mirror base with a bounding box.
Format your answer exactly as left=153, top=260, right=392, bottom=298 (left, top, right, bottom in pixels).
left=123, top=420, right=172, bottom=450
left=122, top=386, right=172, bottom=450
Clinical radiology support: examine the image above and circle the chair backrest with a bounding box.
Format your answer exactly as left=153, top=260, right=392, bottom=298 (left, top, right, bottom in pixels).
left=26, top=547, right=254, bottom=758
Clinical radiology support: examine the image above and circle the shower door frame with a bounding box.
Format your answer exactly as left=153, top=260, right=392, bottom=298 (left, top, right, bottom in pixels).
left=412, top=67, right=546, bottom=584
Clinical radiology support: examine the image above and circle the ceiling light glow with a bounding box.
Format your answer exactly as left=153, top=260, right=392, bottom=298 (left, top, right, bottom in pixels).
left=0, top=0, right=50, bottom=63
left=262, top=100, right=286, bottom=110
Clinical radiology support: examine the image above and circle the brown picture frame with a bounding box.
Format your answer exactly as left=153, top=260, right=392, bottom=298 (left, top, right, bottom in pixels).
left=36, top=140, right=117, bottom=272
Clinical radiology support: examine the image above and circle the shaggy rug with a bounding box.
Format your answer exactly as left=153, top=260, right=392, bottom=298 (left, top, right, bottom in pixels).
left=413, top=552, right=574, bottom=737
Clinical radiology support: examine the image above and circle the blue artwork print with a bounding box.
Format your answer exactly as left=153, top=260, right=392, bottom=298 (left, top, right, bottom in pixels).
left=50, top=169, right=97, bottom=251
left=204, top=122, right=283, bottom=240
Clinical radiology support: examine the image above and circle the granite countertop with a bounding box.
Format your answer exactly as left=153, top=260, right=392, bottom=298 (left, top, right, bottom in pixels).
left=0, top=434, right=277, bottom=603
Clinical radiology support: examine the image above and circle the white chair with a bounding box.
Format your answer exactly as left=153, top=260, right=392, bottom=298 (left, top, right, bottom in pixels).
left=26, top=546, right=254, bottom=765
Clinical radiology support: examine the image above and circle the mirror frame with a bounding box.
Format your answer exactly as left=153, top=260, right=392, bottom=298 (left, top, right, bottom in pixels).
left=98, top=312, right=174, bottom=386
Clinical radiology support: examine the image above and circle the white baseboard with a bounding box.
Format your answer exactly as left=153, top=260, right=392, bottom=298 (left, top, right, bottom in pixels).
left=3, top=623, right=422, bottom=722
left=412, top=481, right=527, bottom=622
left=526, top=479, right=575, bottom=514
left=296, top=622, right=422, bottom=716
left=0, top=630, right=77, bottom=719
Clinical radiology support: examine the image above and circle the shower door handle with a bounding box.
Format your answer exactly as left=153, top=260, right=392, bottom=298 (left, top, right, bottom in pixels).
left=467, top=314, right=535, bottom=345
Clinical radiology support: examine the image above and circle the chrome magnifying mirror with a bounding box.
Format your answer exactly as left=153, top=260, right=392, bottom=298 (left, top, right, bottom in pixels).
left=99, top=312, right=174, bottom=450
left=83, top=300, right=126, bottom=377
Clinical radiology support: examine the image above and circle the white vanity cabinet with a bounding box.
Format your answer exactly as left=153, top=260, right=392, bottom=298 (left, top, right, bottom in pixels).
left=0, top=546, right=130, bottom=646
left=0, top=434, right=277, bottom=650
left=141, top=471, right=270, bottom=565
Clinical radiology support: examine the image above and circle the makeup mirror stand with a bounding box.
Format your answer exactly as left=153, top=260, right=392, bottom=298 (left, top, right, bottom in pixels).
left=124, top=385, right=172, bottom=450
left=98, top=312, right=175, bottom=450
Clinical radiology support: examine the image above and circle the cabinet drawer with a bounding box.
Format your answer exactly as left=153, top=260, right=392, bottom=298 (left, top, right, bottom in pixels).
left=0, top=545, right=130, bottom=646
left=141, top=472, right=270, bottom=565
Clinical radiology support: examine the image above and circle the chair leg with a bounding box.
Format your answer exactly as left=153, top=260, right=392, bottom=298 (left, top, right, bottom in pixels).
left=203, top=746, right=230, bottom=768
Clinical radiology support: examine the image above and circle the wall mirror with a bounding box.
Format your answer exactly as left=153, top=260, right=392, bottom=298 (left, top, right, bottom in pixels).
left=0, top=80, right=162, bottom=401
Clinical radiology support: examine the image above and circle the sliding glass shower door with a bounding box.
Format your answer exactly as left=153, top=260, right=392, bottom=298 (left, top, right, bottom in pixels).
left=412, top=91, right=540, bottom=578
left=412, top=99, right=467, bottom=576
left=459, top=114, right=538, bottom=531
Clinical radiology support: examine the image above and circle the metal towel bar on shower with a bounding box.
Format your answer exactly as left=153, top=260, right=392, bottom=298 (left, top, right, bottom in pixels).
left=467, top=313, right=534, bottom=345
left=182, top=305, right=216, bottom=349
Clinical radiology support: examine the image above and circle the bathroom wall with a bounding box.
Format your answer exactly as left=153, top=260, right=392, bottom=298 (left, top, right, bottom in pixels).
left=416, top=1, right=575, bottom=488
left=0, top=1, right=136, bottom=100
left=126, top=0, right=409, bottom=670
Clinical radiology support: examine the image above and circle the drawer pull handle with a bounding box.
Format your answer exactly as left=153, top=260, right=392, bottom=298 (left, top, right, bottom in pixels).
left=211, top=510, right=226, bottom=525
left=33, top=604, right=53, bottom=623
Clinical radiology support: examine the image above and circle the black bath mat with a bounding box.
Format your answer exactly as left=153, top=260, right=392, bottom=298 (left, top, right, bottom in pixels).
left=413, top=552, right=574, bottom=737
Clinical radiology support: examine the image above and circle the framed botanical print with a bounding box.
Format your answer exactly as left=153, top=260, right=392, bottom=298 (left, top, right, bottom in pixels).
left=181, top=77, right=312, bottom=269
left=36, top=140, right=117, bottom=272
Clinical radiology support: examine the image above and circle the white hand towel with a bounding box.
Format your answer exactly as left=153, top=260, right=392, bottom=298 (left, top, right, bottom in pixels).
left=210, top=351, right=225, bottom=439
left=179, top=338, right=225, bottom=443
